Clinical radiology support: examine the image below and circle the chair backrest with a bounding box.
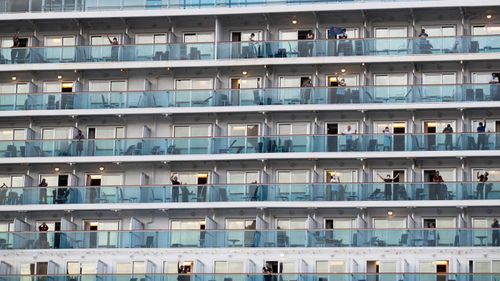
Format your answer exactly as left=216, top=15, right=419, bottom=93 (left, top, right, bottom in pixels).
left=146, top=236, right=154, bottom=247
left=401, top=233, right=408, bottom=244
left=284, top=139, right=293, bottom=151
left=368, top=139, right=377, bottom=151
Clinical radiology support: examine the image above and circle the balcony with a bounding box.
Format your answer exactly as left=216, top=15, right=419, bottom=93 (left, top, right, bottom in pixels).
left=0, top=84, right=498, bottom=112
left=0, top=274, right=499, bottom=281
left=1, top=35, right=498, bottom=66
left=0, top=133, right=499, bottom=159
left=0, top=182, right=498, bottom=206
left=0, top=228, right=497, bottom=249
left=0, top=0, right=459, bottom=13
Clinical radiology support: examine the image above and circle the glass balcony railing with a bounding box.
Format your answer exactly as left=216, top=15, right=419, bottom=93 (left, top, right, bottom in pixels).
left=0, top=84, right=498, bottom=112
left=1, top=43, right=214, bottom=64
left=0, top=35, right=498, bottom=65
left=0, top=0, right=441, bottom=13
left=0, top=274, right=499, bottom=281
left=0, top=228, right=498, bottom=249
left=1, top=181, right=499, bottom=206
left=0, top=133, right=499, bottom=158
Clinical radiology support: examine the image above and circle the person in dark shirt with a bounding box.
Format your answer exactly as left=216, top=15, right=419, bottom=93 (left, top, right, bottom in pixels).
left=378, top=173, right=399, bottom=200
left=39, top=179, right=48, bottom=204
left=418, top=28, right=429, bottom=38
left=442, top=124, right=453, bottom=150
left=171, top=174, right=180, bottom=202
left=477, top=119, right=487, bottom=150
left=107, top=35, right=119, bottom=61
left=476, top=171, right=489, bottom=199
left=492, top=218, right=499, bottom=246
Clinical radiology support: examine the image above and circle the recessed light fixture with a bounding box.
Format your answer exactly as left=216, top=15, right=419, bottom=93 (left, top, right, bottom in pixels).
left=242, top=71, right=248, bottom=75
left=387, top=211, right=394, bottom=216
left=11, top=76, right=17, bottom=81
left=54, top=167, right=60, bottom=172
left=486, top=14, right=492, bottom=19
left=341, top=68, right=346, bottom=73
left=99, top=166, right=105, bottom=171
left=292, top=19, right=298, bottom=25
left=57, top=75, right=63, bottom=80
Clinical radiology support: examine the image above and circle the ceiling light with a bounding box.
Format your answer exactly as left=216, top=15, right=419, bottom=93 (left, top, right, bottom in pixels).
left=387, top=211, right=394, bottom=216
left=341, top=68, right=346, bottom=73
left=242, top=71, right=248, bottom=75
left=11, top=76, right=17, bottom=81
left=292, top=19, right=297, bottom=25
left=486, top=14, right=492, bottom=19
left=99, top=166, right=105, bottom=171
left=54, top=167, right=60, bottom=172
left=57, top=75, right=63, bottom=80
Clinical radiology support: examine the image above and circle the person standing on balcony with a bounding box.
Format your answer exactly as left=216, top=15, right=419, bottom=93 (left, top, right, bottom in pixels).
left=74, top=130, right=85, bottom=156
left=11, top=32, right=21, bottom=64
left=492, top=218, right=500, bottom=246
left=263, top=264, right=273, bottom=281
left=490, top=73, right=499, bottom=101
left=38, top=178, right=48, bottom=204
left=342, top=125, right=356, bottom=151
left=337, top=78, right=347, bottom=103
left=301, top=78, right=313, bottom=104
left=476, top=171, right=489, bottom=199
left=107, top=35, right=119, bottom=61
left=170, top=174, right=180, bottom=202
left=382, top=126, right=392, bottom=151
left=477, top=119, right=487, bottom=150
left=330, top=174, right=340, bottom=201
left=306, top=30, right=315, bottom=57
left=378, top=173, right=399, bottom=200
left=38, top=222, right=49, bottom=248
left=431, top=171, right=445, bottom=200
left=249, top=33, right=258, bottom=58
left=442, top=124, right=454, bottom=150
left=0, top=183, right=7, bottom=205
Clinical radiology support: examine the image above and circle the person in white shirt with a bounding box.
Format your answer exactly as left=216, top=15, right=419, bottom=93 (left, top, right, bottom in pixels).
left=329, top=175, right=341, bottom=201
left=342, top=125, right=357, bottom=151
left=491, top=73, right=500, bottom=101
left=382, top=126, right=392, bottom=151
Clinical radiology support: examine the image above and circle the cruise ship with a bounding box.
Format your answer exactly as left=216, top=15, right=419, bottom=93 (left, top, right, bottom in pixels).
left=0, top=0, right=500, bottom=281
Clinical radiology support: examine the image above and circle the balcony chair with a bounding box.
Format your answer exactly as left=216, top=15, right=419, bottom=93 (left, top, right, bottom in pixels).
left=282, top=139, right=293, bottom=152
left=192, top=96, right=213, bottom=106
left=128, top=95, right=142, bottom=108
left=217, top=93, right=229, bottom=106
left=167, top=145, right=180, bottom=154
left=150, top=146, right=162, bottom=155
left=5, top=145, right=17, bottom=157
left=53, top=188, right=70, bottom=204
left=133, top=142, right=143, bottom=155
left=367, top=139, right=378, bottom=151
left=100, top=94, right=112, bottom=108
left=0, top=238, right=10, bottom=249
left=189, top=47, right=201, bottom=60
left=368, top=188, right=384, bottom=200
left=475, top=89, right=484, bottom=101
left=218, top=139, right=238, bottom=154
left=124, top=144, right=136, bottom=155
left=149, top=189, right=163, bottom=202
left=277, top=231, right=289, bottom=247
left=141, top=236, right=155, bottom=248
left=465, top=89, right=475, bottom=101
left=47, top=95, right=57, bottom=109
left=398, top=233, right=409, bottom=246
left=119, top=188, right=137, bottom=203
